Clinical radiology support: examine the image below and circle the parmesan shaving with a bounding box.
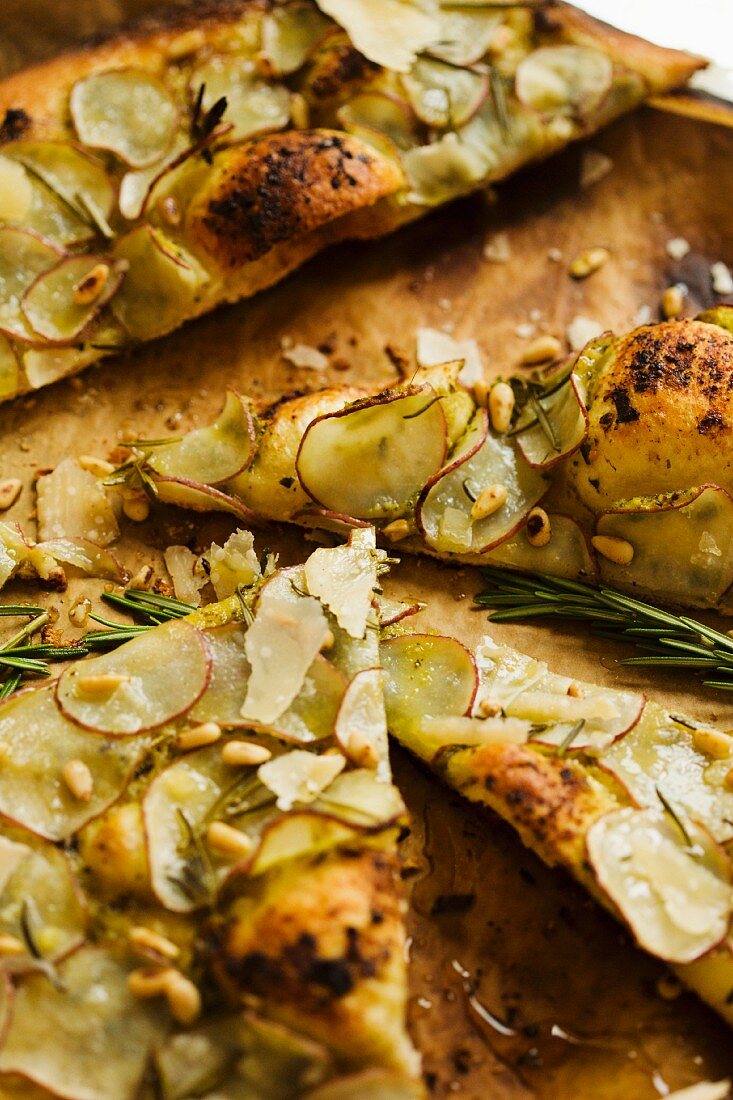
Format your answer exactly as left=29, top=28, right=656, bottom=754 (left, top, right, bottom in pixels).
left=36, top=458, right=119, bottom=546
left=304, top=527, right=380, bottom=639
left=164, top=545, right=207, bottom=606
left=314, top=0, right=439, bottom=73
left=207, top=529, right=260, bottom=600
left=416, top=326, right=484, bottom=387
left=257, top=749, right=346, bottom=810
left=282, top=342, right=329, bottom=371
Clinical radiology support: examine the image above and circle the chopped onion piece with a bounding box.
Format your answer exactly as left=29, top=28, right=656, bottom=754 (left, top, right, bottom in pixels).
left=70, top=69, right=179, bottom=168
left=36, top=458, right=119, bottom=546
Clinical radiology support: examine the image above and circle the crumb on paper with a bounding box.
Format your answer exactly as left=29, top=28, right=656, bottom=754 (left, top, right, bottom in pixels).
left=579, top=149, right=613, bottom=189
left=416, top=327, right=484, bottom=387
left=566, top=315, right=603, bottom=351
left=711, top=262, right=733, bottom=296
left=482, top=232, right=511, bottom=263
left=632, top=304, right=653, bottom=327
left=548, top=247, right=563, bottom=263
left=666, top=237, right=690, bottom=261
left=282, top=343, right=329, bottom=371
left=514, top=322, right=535, bottom=339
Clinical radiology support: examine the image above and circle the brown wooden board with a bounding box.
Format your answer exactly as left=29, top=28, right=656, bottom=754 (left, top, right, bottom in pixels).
left=2, top=3, right=733, bottom=1097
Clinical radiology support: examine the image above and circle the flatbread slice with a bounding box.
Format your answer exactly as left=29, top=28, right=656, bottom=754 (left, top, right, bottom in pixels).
left=381, top=622, right=733, bottom=1030
left=0, top=530, right=420, bottom=1100
left=0, top=0, right=701, bottom=399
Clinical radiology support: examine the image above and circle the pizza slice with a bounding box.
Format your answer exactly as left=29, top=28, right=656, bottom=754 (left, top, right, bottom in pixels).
left=380, top=619, right=733, bottom=1031
left=0, top=529, right=421, bottom=1100
left=45, top=308, right=733, bottom=616
left=0, top=0, right=701, bottom=400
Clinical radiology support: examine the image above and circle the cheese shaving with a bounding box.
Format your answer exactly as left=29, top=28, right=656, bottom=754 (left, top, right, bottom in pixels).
left=416, top=327, right=484, bottom=387
left=258, top=749, right=346, bottom=810
left=304, top=527, right=380, bottom=639
left=314, top=0, right=439, bottom=73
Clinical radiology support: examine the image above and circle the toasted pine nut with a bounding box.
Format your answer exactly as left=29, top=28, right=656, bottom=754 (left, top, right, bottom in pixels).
left=591, top=534, right=634, bottom=565
left=345, top=730, right=381, bottom=770
left=160, top=196, right=181, bottom=227
left=75, top=673, right=131, bottom=698
left=290, top=91, right=309, bottom=130
left=164, top=971, right=201, bottom=1026
left=0, top=934, right=24, bottom=956
left=130, top=926, right=180, bottom=961
left=61, top=759, right=93, bottom=802
left=122, top=492, right=150, bottom=523
left=73, top=263, right=110, bottom=306
left=382, top=519, right=412, bottom=543
left=472, top=379, right=490, bottom=408
left=520, top=335, right=562, bottom=366
left=221, top=740, right=272, bottom=767
left=128, top=966, right=174, bottom=1000
left=567, top=682, right=585, bottom=698
left=206, top=821, right=254, bottom=858
left=69, top=596, right=92, bottom=627
left=689, top=727, right=733, bottom=760
left=656, top=974, right=682, bottom=1001
left=0, top=479, right=21, bottom=511
left=321, top=629, right=335, bottom=651
left=128, top=564, right=154, bottom=590
left=471, top=483, right=507, bottom=522
left=526, top=507, right=552, bottom=548
left=662, top=285, right=684, bottom=319
left=488, top=381, right=515, bottom=433
left=78, top=454, right=116, bottom=477
left=478, top=698, right=500, bottom=717
left=569, top=247, right=610, bottom=280
left=175, top=722, right=222, bottom=752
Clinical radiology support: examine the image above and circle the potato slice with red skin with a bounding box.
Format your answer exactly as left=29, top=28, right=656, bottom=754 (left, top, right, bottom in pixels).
left=334, top=668, right=389, bottom=776
left=189, top=56, right=292, bottom=145
left=70, top=69, right=179, bottom=169
left=153, top=476, right=259, bottom=523
left=22, top=254, right=124, bottom=343
left=5, top=141, right=116, bottom=227
left=0, top=946, right=170, bottom=1100
left=262, top=3, right=332, bottom=76
left=37, top=537, right=126, bottom=582
left=296, top=387, right=448, bottom=520
left=587, top=807, right=732, bottom=964
left=515, top=45, right=614, bottom=119
left=0, top=835, right=86, bottom=962
left=381, top=633, right=478, bottom=738
left=416, top=409, right=547, bottom=554
left=402, top=57, right=488, bottom=129
left=148, top=390, right=255, bottom=485
left=514, top=375, right=589, bottom=470
left=0, top=227, right=64, bottom=343
left=476, top=513, right=597, bottom=583
left=0, top=685, right=146, bottom=842
left=0, top=335, right=19, bottom=401
left=337, top=92, right=417, bottom=151
left=56, top=619, right=211, bottom=736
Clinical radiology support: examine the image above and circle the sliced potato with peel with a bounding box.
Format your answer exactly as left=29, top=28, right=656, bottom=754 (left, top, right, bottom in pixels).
left=0, top=836, right=85, bottom=960
left=404, top=131, right=489, bottom=206
left=334, top=668, right=389, bottom=774
left=153, top=476, right=257, bottom=522
left=148, top=389, right=255, bottom=484
left=402, top=57, right=488, bottom=129
left=0, top=335, right=19, bottom=401
left=337, top=92, right=417, bottom=151
left=381, top=633, right=477, bottom=739
left=0, top=686, right=145, bottom=841
left=587, top=807, right=732, bottom=964
left=5, top=141, right=115, bottom=228
left=111, top=224, right=209, bottom=340
left=0, top=227, right=63, bottom=342
left=56, top=619, right=211, bottom=735
left=191, top=56, right=291, bottom=143
left=0, top=946, right=169, bottom=1100
left=71, top=69, right=179, bottom=168
left=262, top=3, right=332, bottom=75
left=428, top=7, right=503, bottom=66
left=515, top=45, right=614, bottom=118
left=479, top=513, right=596, bottom=582
left=22, top=254, right=123, bottom=342
left=297, top=387, right=447, bottom=519
left=417, top=409, right=547, bottom=554
left=515, top=375, right=589, bottom=470
left=596, top=485, right=733, bottom=608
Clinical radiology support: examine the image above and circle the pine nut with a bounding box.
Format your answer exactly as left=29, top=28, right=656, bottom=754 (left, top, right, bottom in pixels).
left=122, top=492, right=150, bottom=523
left=662, top=285, right=684, bottom=319
left=520, top=335, right=562, bottom=366
left=206, top=821, right=254, bottom=858
left=382, top=519, right=412, bottom=542
left=75, top=673, right=132, bottom=698
left=656, top=973, right=682, bottom=1001
left=78, top=455, right=116, bottom=477
left=128, top=966, right=174, bottom=1000
left=160, top=196, right=181, bottom=227
left=567, top=682, right=585, bottom=698
left=526, top=507, right=552, bottom=548
left=290, top=91, right=309, bottom=130
left=471, top=483, right=507, bottom=522
left=569, top=247, right=610, bottom=279
left=61, top=759, right=93, bottom=802
left=175, top=722, right=222, bottom=752
left=164, top=971, right=201, bottom=1026
left=73, top=263, right=110, bottom=306
left=488, top=381, right=515, bottom=433
left=0, top=934, right=24, bottom=956
left=345, top=730, right=381, bottom=770
left=128, top=564, right=154, bottom=590
left=130, top=926, right=180, bottom=961
left=472, top=380, right=491, bottom=408
left=478, top=698, right=500, bottom=717
left=68, top=596, right=92, bottom=627
left=321, top=629, right=335, bottom=651
left=0, top=479, right=21, bottom=511
left=221, top=740, right=272, bottom=767
left=591, top=534, right=634, bottom=565
left=689, top=727, right=733, bottom=760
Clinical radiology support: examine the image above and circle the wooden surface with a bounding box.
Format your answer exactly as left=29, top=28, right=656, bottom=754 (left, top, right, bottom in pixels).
left=2, top=3, right=733, bottom=1096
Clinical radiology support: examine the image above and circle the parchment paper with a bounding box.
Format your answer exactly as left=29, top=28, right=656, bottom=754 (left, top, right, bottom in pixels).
left=2, top=3, right=733, bottom=1096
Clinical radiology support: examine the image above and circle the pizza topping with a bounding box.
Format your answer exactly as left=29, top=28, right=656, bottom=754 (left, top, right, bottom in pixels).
left=416, top=714, right=532, bottom=754
left=5, top=141, right=116, bottom=233
left=190, top=56, right=291, bottom=144
left=148, top=390, right=255, bottom=485
left=297, top=386, right=448, bottom=520
left=0, top=837, right=85, bottom=961
left=525, top=506, right=552, bottom=547
left=221, top=740, right=272, bottom=767
left=164, top=545, right=207, bottom=606
left=314, top=0, right=440, bottom=73
left=488, top=381, right=515, bottom=434
left=61, top=758, right=94, bottom=802
left=587, top=807, right=732, bottom=964
left=0, top=226, right=64, bottom=342
left=402, top=57, right=488, bottom=130
left=0, top=335, right=19, bottom=401
left=428, top=6, right=504, bottom=67
left=262, top=3, right=332, bottom=76
left=152, top=476, right=256, bottom=522
left=304, top=527, right=381, bottom=638
left=337, top=91, right=417, bottom=153
left=334, top=668, right=389, bottom=773
left=22, top=254, right=124, bottom=342
left=513, top=374, right=589, bottom=470
left=515, top=45, right=613, bottom=118
left=70, top=69, right=179, bottom=168
left=56, top=619, right=211, bottom=735
left=37, top=458, right=120, bottom=546
left=0, top=155, right=33, bottom=221
left=257, top=748, right=346, bottom=810
left=403, top=131, right=489, bottom=206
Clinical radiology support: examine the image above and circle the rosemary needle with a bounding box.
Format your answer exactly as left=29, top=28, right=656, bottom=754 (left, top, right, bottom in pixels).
left=475, top=566, right=733, bottom=694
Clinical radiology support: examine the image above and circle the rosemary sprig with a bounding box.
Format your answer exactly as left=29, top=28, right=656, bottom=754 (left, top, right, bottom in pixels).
left=83, top=589, right=194, bottom=649
left=475, top=566, right=733, bottom=693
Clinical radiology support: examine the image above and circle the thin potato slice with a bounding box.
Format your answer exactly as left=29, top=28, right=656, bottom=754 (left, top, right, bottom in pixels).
left=38, top=537, right=125, bottom=581
left=515, top=45, right=614, bottom=118
left=0, top=836, right=85, bottom=961
left=0, top=686, right=145, bottom=841
left=587, top=807, right=731, bottom=964
left=417, top=410, right=547, bottom=553
left=0, top=946, right=169, bottom=1100
left=381, top=633, right=477, bottom=738
left=111, top=225, right=209, bottom=341
left=148, top=390, right=255, bottom=485
left=480, top=513, right=597, bottom=582
left=313, top=0, right=439, bottom=73
left=56, top=619, right=211, bottom=735
left=36, top=457, right=119, bottom=546
left=402, top=57, right=488, bottom=129
left=0, top=336, right=19, bottom=402
left=262, top=4, right=332, bottom=75
left=0, top=227, right=63, bottom=342
left=428, top=8, right=503, bottom=66
left=334, top=668, right=389, bottom=775
left=5, top=141, right=115, bottom=227
left=304, top=1069, right=425, bottom=1100
left=514, top=375, right=589, bottom=470
left=403, top=131, right=489, bottom=206
left=70, top=69, right=179, bottom=168
left=190, top=56, right=291, bottom=144
left=251, top=656, right=347, bottom=743
left=0, top=156, right=33, bottom=221
left=22, top=255, right=123, bottom=343
left=337, top=92, right=417, bottom=152
left=152, top=476, right=257, bottom=522
left=297, top=387, right=447, bottom=520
